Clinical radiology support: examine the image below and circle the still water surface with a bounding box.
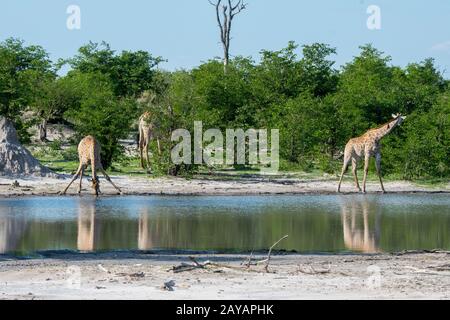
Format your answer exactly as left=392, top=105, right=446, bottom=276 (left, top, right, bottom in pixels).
left=0, top=194, right=449, bottom=255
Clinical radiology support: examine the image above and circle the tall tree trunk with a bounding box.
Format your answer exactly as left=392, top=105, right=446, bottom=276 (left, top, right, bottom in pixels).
left=39, top=119, right=47, bottom=142
left=223, top=47, right=229, bottom=72
left=209, top=0, right=246, bottom=73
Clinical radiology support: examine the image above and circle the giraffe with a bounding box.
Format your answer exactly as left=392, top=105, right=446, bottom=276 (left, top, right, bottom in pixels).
left=139, top=111, right=161, bottom=170
left=61, top=135, right=122, bottom=196
left=337, top=114, right=406, bottom=193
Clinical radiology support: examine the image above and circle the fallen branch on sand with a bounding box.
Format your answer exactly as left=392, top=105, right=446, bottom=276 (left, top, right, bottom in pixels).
left=256, top=235, right=289, bottom=273
left=170, top=257, right=212, bottom=273
left=242, top=251, right=255, bottom=268
left=170, top=235, right=289, bottom=274
left=170, top=257, right=261, bottom=274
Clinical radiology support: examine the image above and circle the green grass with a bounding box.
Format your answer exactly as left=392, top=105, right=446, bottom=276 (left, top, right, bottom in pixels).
left=29, top=143, right=448, bottom=186
left=40, top=159, right=79, bottom=174
left=40, top=157, right=152, bottom=178
left=30, top=144, right=150, bottom=177
left=410, top=178, right=449, bottom=188
left=108, top=157, right=154, bottom=177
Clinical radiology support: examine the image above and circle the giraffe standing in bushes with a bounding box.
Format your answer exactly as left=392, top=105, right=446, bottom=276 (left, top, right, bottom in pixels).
left=337, top=114, right=406, bottom=193
left=139, top=111, right=161, bottom=171
left=61, top=135, right=122, bottom=196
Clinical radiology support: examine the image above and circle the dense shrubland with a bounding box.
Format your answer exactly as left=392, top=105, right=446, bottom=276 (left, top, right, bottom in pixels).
left=0, top=38, right=448, bottom=179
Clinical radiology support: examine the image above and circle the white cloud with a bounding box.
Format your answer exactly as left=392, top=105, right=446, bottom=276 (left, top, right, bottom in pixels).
left=431, top=41, right=450, bottom=52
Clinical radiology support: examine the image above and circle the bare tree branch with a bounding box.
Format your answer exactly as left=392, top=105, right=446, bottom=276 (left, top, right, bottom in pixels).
left=230, top=0, right=246, bottom=18
left=230, top=0, right=241, bottom=11
left=209, top=0, right=225, bottom=43
left=257, top=235, right=289, bottom=273
left=208, top=0, right=247, bottom=71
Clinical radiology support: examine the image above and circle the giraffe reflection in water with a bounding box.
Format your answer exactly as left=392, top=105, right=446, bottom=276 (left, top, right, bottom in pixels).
left=77, top=199, right=99, bottom=252
left=76, top=202, right=157, bottom=252
left=138, top=209, right=153, bottom=251
left=341, top=196, right=381, bottom=253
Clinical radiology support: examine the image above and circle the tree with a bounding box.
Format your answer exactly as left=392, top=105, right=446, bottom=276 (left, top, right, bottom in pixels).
left=299, top=43, right=338, bottom=97
left=209, top=0, right=247, bottom=71
left=192, top=59, right=252, bottom=127
left=383, top=94, right=449, bottom=179
left=66, top=41, right=163, bottom=98
left=63, top=71, right=138, bottom=169
left=252, top=42, right=303, bottom=107
left=336, top=44, right=396, bottom=139
left=61, top=42, right=163, bottom=168
left=0, top=38, right=53, bottom=140
left=30, top=76, right=79, bottom=141
left=391, top=58, right=445, bottom=114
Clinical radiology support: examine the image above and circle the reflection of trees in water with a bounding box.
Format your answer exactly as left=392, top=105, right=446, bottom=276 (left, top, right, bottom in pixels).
left=138, top=212, right=233, bottom=250
left=77, top=199, right=99, bottom=252
left=135, top=210, right=337, bottom=251
left=0, top=197, right=392, bottom=255
left=1, top=195, right=449, bottom=254
left=341, top=197, right=381, bottom=253
left=0, top=208, right=27, bottom=254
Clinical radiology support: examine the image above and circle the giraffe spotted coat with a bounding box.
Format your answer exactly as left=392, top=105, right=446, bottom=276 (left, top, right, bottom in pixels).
left=337, top=114, right=406, bottom=193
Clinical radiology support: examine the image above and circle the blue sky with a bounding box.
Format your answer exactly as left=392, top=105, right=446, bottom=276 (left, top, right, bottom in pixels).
left=1, top=0, right=450, bottom=76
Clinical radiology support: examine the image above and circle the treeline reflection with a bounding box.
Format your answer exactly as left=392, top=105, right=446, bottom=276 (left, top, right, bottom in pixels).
left=0, top=196, right=448, bottom=255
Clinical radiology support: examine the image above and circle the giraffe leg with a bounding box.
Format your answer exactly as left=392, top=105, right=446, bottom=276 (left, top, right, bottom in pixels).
left=77, top=164, right=86, bottom=194
left=375, top=153, right=386, bottom=193
left=144, top=142, right=151, bottom=173
left=139, top=145, right=144, bottom=169
left=352, top=158, right=362, bottom=192
left=61, top=163, right=83, bottom=195
left=337, top=155, right=351, bottom=193
left=99, top=168, right=122, bottom=194
left=91, top=161, right=100, bottom=197
left=362, top=154, right=370, bottom=194
left=139, top=131, right=145, bottom=169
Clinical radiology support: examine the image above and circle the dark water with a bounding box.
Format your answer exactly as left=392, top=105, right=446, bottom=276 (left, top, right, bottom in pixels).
left=0, top=194, right=449, bottom=256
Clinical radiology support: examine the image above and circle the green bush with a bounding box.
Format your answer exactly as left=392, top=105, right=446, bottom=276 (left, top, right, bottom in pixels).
left=62, top=146, right=78, bottom=161
left=48, top=139, right=62, bottom=151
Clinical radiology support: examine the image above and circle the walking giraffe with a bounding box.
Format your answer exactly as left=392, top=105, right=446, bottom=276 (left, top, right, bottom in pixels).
left=61, top=136, right=122, bottom=196
left=337, top=114, right=406, bottom=193
left=139, top=111, right=161, bottom=171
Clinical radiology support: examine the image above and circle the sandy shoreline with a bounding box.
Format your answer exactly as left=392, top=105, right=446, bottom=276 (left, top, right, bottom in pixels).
left=0, top=251, right=449, bottom=300
left=0, top=175, right=448, bottom=197
left=1, top=175, right=449, bottom=300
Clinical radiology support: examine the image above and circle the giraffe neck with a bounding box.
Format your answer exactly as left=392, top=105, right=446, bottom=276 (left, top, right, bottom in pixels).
left=373, top=118, right=400, bottom=141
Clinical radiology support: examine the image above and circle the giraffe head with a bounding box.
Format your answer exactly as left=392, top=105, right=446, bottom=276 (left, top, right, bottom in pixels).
left=392, top=113, right=407, bottom=125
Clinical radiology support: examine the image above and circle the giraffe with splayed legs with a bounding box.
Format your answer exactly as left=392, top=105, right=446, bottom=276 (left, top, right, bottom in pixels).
left=61, top=136, right=122, bottom=196
left=337, top=114, right=406, bottom=193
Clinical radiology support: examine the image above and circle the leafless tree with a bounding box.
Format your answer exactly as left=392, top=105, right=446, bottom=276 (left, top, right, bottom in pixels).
left=209, top=0, right=247, bottom=71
